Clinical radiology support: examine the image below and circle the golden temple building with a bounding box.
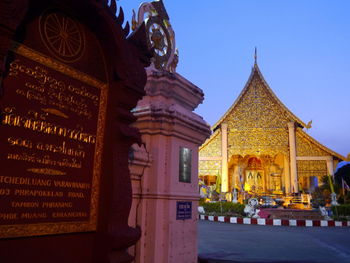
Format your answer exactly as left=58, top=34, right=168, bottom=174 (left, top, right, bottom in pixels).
left=199, top=57, right=346, bottom=196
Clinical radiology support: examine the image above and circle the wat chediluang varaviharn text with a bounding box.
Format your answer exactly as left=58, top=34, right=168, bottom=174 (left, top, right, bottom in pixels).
left=0, top=43, right=107, bottom=238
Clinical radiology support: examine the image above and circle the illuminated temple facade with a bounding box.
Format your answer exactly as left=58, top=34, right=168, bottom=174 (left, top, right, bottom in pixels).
left=199, top=59, right=345, bottom=195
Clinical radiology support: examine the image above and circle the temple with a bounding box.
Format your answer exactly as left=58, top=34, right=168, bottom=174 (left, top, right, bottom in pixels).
left=199, top=54, right=346, bottom=197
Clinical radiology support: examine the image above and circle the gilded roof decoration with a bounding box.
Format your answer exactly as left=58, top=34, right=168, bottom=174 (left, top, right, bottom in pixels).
left=213, top=63, right=306, bottom=130
left=199, top=160, right=221, bottom=176
left=199, top=60, right=345, bottom=177
left=227, top=129, right=289, bottom=158
left=223, top=71, right=292, bottom=158
left=226, top=76, right=291, bottom=129
left=296, top=128, right=345, bottom=160
left=199, top=129, right=221, bottom=158
left=297, top=160, right=327, bottom=177
left=247, top=157, right=263, bottom=170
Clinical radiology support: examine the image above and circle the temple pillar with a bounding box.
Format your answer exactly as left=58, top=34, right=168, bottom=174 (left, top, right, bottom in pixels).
left=221, top=123, right=228, bottom=192
left=233, top=166, right=238, bottom=189
left=237, top=165, right=243, bottom=191
left=288, top=122, right=298, bottom=193
left=284, top=155, right=291, bottom=194
left=265, top=163, right=270, bottom=191
left=326, top=156, right=334, bottom=176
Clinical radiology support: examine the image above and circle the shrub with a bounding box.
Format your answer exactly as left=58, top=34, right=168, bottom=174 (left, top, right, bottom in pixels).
left=345, top=192, right=350, bottom=204
left=339, top=192, right=350, bottom=205
left=332, top=204, right=350, bottom=217
left=199, top=198, right=206, bottom=206
left=311, top=188, right=326, bottom=208
left=202, top=202, right=245, bottom=217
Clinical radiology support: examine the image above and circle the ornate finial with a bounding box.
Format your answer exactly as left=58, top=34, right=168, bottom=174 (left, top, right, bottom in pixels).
left=131, top=9, right=137, bottom=31
left=131, top=0, right=178, bottom=72
left=254, top=47, right=257, bottom=65
left=306, top=120, right=312, bottom=130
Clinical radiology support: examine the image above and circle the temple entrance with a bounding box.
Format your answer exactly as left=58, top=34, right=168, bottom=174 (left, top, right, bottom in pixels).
left=228, top=153, right=288, bottom=196
left=244, top=170, right=264, bottom=193
left=244, top=157, right=265, bottom=193
left=270, top=173, right=283, bottom=194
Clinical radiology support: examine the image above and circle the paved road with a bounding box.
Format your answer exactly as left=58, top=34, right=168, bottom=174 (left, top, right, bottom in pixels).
left=198, top=220, right=350, bottom=263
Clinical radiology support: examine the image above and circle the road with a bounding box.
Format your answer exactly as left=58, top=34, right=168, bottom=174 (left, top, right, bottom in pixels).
left=198, top=220, right=350, bottom=263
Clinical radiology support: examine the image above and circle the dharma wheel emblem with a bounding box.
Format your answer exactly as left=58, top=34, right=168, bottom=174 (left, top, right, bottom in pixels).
left=145, top=17, right=172, bottom=69
left=149, top=22, right=169, bottom=57
left=132, top=0, right=178, bottom=73
left=40, top=11, right=85, bottom=63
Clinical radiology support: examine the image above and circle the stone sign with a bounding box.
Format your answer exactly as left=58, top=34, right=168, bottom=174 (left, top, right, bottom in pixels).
left=0, top=43, right=107, bottom=238
left=0, top=1, right=150, bottom=262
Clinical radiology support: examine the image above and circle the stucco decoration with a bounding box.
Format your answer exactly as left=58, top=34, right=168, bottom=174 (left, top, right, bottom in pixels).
left=199, top=130, right=222, bottom=158
left=296, top=129, right=333, bottom=157
left=297, top=160, right=327, bottom=179
left=225, top=72, right=290, bottom=158
left=199, top=160, right=221, bottom=176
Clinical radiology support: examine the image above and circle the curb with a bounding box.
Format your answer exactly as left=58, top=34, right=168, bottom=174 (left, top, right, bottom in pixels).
left=199, top=214, right=350, bottom=227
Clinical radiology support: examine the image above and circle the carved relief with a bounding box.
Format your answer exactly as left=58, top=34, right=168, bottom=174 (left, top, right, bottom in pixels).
left=226, top=74, right=291, bottom=128
left=199, top=130, right=221, bottom=157
left=227, top=129, right=289, bottom=157
left=296, top=130, right=329, bottom=156
left=39, top=10, right=86, bottom=63
left=297, top=160, right=327, bottom=178
left=199, top=160, right=221, bottom=176
left=225, top=73, right=290, bottom=158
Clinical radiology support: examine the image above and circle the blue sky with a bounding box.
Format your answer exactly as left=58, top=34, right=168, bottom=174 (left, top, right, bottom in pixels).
left=119, top=0, right=350, bottom=158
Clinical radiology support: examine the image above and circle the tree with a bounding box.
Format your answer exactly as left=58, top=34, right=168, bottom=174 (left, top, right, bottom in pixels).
left=334, top=163, right=350, bottom=186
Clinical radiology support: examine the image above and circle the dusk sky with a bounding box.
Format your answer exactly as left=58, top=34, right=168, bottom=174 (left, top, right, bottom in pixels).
left=120, top=0, right=350, bottom=158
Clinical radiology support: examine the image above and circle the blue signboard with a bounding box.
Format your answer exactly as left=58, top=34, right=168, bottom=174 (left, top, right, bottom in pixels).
left=176, top=201, right=192, bottom=220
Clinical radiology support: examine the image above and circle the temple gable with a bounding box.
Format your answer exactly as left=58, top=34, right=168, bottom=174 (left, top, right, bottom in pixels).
left=296, top=130, right=329, bottom=157
left=224, top=70, right=292, bottom=157
left=199, top=130, right=222, bottom=158
left=199, top=60, right=345, bottom=196
left=226, top=72, right=291, bottom=129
